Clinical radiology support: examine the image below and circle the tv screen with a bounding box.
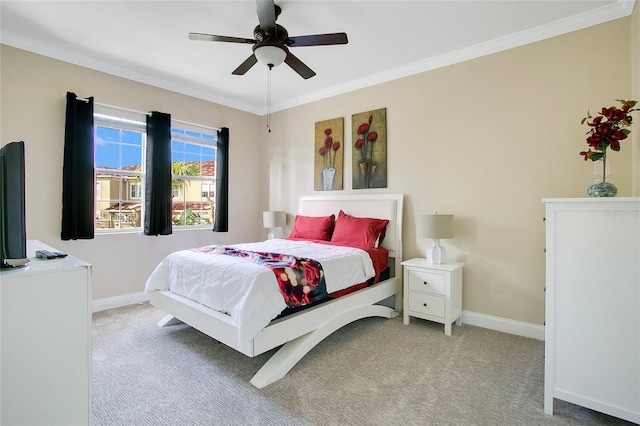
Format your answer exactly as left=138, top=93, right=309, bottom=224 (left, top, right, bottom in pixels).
left=0, top=141, right=29, bottom=268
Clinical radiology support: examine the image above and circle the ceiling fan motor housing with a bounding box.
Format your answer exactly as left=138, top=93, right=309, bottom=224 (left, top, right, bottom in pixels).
left=253, top=24, right=289, bottom=43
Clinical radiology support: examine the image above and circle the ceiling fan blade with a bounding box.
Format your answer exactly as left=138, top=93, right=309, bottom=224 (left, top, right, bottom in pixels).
left=189, top=33, right=255, bottom=44
left=284, top=51, right=316, bottom=79
left=232, top=54, right=258, bottom=75
left=256, top=0, right=276, bottom=32
left=287, top=33, right=348, bottom=47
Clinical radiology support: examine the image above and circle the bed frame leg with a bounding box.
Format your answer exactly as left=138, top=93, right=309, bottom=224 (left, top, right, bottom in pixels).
left=157, top=314, right=183, bottom=327
left=394, top=292, right=402, bottom=313
left=250, top=304, right=396, bottom=388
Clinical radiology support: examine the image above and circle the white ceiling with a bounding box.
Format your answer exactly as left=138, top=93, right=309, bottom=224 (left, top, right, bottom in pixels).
left=1, top=1, right=635, bottom=115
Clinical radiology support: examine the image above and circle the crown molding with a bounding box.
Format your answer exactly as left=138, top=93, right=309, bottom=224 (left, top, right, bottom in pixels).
left=2, top=0, right=634, bottom=116
left=0, top=30, right=264, bottom=115
left=271, top=0, right=636, bottom=113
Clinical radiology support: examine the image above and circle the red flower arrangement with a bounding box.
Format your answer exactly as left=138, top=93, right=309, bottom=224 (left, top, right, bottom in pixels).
left=580, top=99, right=638, bottom=164
left=579, top=99, right=638, bottom=196
left=355, top=115, right=378, bottom=160
left=318, top=127, right=340, bottom=169
left=355, top=114, right=379, bottom=188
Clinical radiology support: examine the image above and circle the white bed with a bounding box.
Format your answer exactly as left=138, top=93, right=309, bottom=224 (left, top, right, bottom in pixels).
left=147, top=193, right=403, bottom=388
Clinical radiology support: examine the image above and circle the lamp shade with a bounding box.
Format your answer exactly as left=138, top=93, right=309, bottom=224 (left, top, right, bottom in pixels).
left=254, top=45, right=287, bottom=68
left=263, top=211, right=286, bottom=228
left=419, top=214, right=454, bottom=239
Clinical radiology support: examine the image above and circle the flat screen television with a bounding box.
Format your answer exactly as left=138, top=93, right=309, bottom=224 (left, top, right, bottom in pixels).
left=0, top=141, right=29, bottom=268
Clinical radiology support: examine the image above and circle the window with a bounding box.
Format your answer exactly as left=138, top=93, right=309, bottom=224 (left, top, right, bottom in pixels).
left=170, top=127, right=216, bottom=227
left=93, top=107, right=217, bottom=232
left=129, top=182, right=142, bottom=199
left=201, top=182, right=215, bottom=198
left=94, top=110, right=145, bottom=230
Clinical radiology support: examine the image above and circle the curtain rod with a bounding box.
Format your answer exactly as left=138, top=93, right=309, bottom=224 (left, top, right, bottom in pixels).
left=95, top=101, right=152, bottom=117
left=172, top=118, right=221, bottom=133
left=70, top=94, right=221, bottom=132
left=71, top=95, right=151, bottom=117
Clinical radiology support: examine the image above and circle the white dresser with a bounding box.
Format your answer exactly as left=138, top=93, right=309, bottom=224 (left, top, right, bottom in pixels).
left=543, top=198, right=639, bottom=423
left=1, top=240, right=92, bottom=425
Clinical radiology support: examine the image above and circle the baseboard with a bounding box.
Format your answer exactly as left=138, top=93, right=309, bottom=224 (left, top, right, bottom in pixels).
left=92, top=293, right=545, bottom=341
left=462, top=310, right=545, bottom=341
left=92, top=291, right=149, bottom=313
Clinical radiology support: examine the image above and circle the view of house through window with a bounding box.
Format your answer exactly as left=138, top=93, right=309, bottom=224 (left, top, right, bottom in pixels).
left=94, top=108, right=217, bottom=231
left=170, top=128, right=216, bottom=226
left=95, top=112, right=145, bottom=230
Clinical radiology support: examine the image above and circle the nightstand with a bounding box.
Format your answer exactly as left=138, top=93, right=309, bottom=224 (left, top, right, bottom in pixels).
left=401, top=258, right=463, bottom=336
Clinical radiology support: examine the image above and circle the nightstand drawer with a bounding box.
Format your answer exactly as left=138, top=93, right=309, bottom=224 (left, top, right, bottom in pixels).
left=407, top=270, right=446, bottom=295
left=407, top=292, right=445, bottom=318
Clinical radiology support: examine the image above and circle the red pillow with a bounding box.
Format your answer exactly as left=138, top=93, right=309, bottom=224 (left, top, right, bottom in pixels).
left=330, top=210, right=389, bottom=248
left=288, top=214, right=335, bottom=241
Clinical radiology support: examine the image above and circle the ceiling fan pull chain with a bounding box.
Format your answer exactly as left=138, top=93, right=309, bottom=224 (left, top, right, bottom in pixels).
left=266, top=64, right=273, bottom=133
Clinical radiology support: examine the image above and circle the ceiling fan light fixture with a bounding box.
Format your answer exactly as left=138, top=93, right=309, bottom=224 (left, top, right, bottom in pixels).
left=254, top=45, right=286, bottom=68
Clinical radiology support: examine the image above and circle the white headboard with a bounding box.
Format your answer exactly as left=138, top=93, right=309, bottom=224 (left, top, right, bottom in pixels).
left=298, top=194, right=403, bottom=276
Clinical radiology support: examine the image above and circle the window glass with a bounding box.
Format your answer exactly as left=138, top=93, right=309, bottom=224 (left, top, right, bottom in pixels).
left=170, top=126, right=217, bottom=227
left=95, top=172, right=143, bottom=230
left=93, top=108, right=217, bottom=232
left=95, top=119, right=145, bottom=231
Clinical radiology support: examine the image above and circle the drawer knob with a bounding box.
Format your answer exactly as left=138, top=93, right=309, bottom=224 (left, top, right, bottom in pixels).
left=423, top=303, right=427, bottom=307
left=423, top=281, right=428, bottom=285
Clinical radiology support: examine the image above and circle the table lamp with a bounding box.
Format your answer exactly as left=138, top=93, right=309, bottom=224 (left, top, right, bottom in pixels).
left=420, top=212, right=454, bottom=264
left=263, top=211, right=286, bottom=239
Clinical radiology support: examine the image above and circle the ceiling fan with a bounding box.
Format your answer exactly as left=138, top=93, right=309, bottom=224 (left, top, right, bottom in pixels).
left=189, top=0, right=348, bottom=79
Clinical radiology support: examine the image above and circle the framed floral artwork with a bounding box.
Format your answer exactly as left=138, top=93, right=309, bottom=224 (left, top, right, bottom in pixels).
left=352, top=108, right=387, bottom=189
left=314, top=117, right=344, bottom=191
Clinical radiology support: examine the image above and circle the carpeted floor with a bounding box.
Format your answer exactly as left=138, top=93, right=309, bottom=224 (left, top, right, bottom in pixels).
left=92, top=303, right=635, bottom=425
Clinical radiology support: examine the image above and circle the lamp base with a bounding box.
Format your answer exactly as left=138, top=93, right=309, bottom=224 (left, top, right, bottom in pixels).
left=426, top=239, right=447, bottom=264
left=267, top=227, right=282, bottom=240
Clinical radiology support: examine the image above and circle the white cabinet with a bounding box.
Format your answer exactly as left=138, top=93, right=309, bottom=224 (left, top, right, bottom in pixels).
left=1, top=240, right=92, bottom=425
left=543, top=198, right=639, bottom=423
left=401, top=258, right=463, bottom=335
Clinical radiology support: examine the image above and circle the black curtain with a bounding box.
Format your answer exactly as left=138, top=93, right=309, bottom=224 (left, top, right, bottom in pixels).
left=144, top=112, right=173, bottom=235
left=214, top=127, right=229, bottom=232
left=61, top=92, right=95, bottom=240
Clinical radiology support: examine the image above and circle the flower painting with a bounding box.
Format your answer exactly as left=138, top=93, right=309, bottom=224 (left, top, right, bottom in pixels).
left=314, top=117, right=343, bottom=191
left=352, top=108, right=387, bottom=189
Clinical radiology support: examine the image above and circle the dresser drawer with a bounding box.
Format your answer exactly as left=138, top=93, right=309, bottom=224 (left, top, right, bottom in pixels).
left=407, top=292, right=445, bottom=318
left=407, top=270, right=446, bottom=295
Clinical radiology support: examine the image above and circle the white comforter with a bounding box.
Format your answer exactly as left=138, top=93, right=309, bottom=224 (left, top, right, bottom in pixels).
left=145, top=239, right=375, bottom=344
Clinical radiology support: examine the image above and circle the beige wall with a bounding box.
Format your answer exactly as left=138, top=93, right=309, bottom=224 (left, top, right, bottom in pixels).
left=0, top=45, right=267, bottom=300
left=0, top=15, right=635, bottom=326
left=266, top=17, right=634, bottom=325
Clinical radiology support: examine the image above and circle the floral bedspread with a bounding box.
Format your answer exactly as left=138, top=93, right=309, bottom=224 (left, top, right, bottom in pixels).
left=196, top=246, right=328, bottom=308
left=146, top=239, right=377, bottom=345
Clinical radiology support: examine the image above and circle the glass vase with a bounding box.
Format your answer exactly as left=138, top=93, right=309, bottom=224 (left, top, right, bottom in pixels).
left=587, top=181, right=617, bottom=197
left=587, top=157, right=617, bottom=197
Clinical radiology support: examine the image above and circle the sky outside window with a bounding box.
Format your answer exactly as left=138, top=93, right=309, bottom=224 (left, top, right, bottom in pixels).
left=95, top=126, right=143, bottom=169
